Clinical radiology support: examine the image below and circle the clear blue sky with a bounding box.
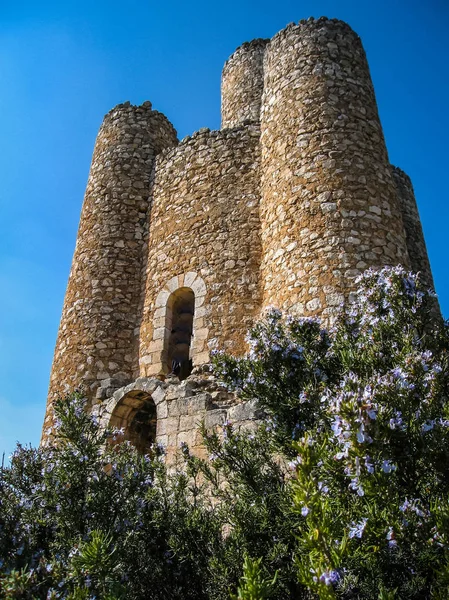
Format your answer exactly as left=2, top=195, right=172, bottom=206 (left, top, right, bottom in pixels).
left=0, top=0, right=447, bottom=460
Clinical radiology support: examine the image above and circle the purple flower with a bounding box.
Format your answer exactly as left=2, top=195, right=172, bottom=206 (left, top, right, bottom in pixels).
left=422, top=420, right=435, bottom=432
left=288, top=456, right=302, bottom=470
left=386, top=527, right=397, bottom=548
left=381, top=460, right=397, bottom=474
left=365, top=456, right=375, bottom=474
left=318, top=481, right=329, bottom=494
left=319, top=569, right=340, bottom=586
left=349, top=517, right=368, bottom=539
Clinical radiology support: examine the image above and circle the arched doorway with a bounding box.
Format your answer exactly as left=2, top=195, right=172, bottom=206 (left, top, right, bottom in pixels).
left=109, top=390, right=157, bottom=455
left=166, top=287, right=194, bottom=379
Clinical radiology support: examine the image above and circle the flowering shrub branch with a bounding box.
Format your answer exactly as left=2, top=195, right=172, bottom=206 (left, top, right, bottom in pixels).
left=1, top=266, right=447, bottom=599
left=213, top=266, right=448, bottom=598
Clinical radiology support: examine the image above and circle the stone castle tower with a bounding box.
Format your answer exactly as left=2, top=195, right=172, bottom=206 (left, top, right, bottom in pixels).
left=43, top=18, right=436, bottom=461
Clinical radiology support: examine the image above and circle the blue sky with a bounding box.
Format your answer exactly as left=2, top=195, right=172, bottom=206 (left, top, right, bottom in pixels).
left=0, top=0, right=448, bottom=459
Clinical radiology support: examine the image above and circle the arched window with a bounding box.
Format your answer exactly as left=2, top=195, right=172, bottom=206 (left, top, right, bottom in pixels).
left=109, top=390, right=156, bottom=455
left=145, top=273, right=209, bottom=378
left=165, top=287, right=194, bottom=380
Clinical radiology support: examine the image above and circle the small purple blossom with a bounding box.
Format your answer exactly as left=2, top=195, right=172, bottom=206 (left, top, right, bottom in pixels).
left=386, top=527, right=397, bottom=548
left=349, top=518, right=368, bottom=539
left=319, top=569, right=340, bottom=586
left=381, top=460, right=397, bottom=474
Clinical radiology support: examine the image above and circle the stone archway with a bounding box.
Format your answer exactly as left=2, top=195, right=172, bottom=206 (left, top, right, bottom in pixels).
left=143, top=272, right=209, bottom=377
left=99, top=378, right=168, bottom=454
left=108, top=389, right=157, bottom=454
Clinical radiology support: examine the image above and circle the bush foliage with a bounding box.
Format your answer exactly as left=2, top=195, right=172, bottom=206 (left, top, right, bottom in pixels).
left=1, top=266, right=448, bottom=599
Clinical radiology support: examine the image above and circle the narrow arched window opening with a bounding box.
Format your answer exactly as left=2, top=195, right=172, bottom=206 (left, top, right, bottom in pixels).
left=166, top=288, right=195, bottom=380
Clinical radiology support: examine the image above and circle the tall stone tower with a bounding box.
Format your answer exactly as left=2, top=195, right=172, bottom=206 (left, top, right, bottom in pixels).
left=43, top=18, right=436, bottom=461
left=46, top=102, right=177, bottom=404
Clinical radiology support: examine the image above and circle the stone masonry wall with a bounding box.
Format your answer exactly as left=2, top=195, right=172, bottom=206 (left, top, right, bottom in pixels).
left=138, top=124, right=262, bottom=377
left=259, top=18, right=410, bottom=321
left=44, top=102, right=178, bottom=431
left=391, top=165, right=436, bottom=291
left=221, top=39, right=269, bottom=128
left=44, top=18, right=438, bottom=449
left=98, top=371, right=263, bottom=465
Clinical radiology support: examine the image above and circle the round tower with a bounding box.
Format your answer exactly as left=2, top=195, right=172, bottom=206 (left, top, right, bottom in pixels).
left=44, top=102, right=177, bottom=432
left=260, top=18, right=410, bottom=320
left=221, top=38, right=269, bottom=128
left=391, top=165, right=436, bottom=291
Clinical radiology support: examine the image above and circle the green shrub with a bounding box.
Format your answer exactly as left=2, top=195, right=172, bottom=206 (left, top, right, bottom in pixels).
left=213, top=266, right=448, bottom=599
left=1, top=266, right=447, bottom=599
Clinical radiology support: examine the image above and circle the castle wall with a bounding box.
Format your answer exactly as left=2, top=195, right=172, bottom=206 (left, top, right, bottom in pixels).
left=259, top=18, right=410, bottom=320
left=221, top=39, right=269, bottom=128
left=391, top=166, right=435, bottom=291
left=138, top=125, right=262, bottom=377
left=98, top=374, right=263, bottom=465
left=44, top=102, right=178, bottom=431
left=43, top=18, right=439, bottom=451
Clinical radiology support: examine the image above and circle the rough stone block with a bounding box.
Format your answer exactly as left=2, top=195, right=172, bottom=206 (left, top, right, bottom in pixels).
left=205, top=409, right=227, bottom=430
left=184, top=271, right=198, bottom=287
left=157, top=417, right=179, bottom=436
left=177, top=430, right=197, bottom=448
left=168, top=398, right=190, bottom=417
left=195, top=351, right=210, bottom=364
left=184, top=390, right=207, bottom=410
left=156, top=434, right=168, bottom=448
left=151, top=386, right=166, bottom=405
left=227, top=399, right=264, bottom=422
left=156, top=402, right=168, bottom=420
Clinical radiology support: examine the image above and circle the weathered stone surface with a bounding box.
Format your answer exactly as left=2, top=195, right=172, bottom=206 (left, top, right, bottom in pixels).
left=260, top=18, right=410, bottom=319
left=221, top=38, right=269, bottom=128
left=227, top=399, right=264, bottom=422
left=204, top=409, right=228, bottom=430
left=43, top=18, right=437, bottom=452
left=44, top=103, right=177, bottom=432
left=93, top=374, right=252, bottom=463
left=391, top=165, right=437, bottom=295
left=138, top=125, right=263, bottom=377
